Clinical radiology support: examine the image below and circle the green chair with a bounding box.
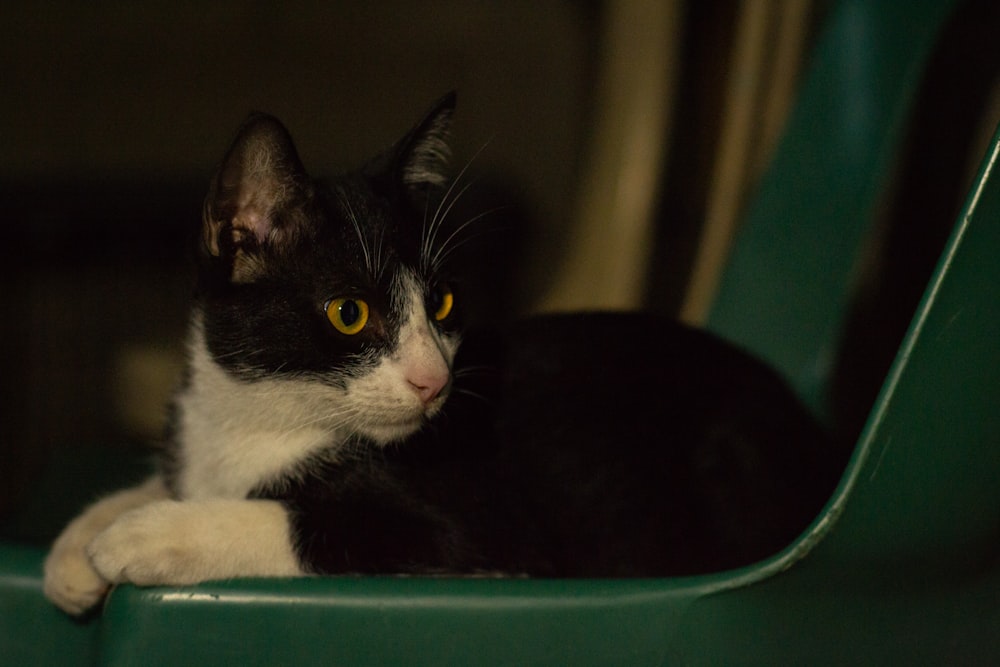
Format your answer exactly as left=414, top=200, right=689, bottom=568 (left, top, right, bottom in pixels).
left=3, top=0, right=997, bottom=663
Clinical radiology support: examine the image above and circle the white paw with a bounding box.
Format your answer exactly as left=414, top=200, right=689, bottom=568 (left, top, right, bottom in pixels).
left=88, top=501, right=203, bottom=587
left=43, top=541, right=110, bottom=616
left=87, top=498, right=304, bottom=587
left=42, top=476, right=169, bottom=614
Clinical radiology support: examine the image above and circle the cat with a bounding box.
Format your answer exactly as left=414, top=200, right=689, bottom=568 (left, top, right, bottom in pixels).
left=43, top=93, right=843, bottom=616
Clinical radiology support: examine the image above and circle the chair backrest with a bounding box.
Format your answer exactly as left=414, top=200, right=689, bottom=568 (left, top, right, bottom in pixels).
left=705, top=0, right=1000, bottom=593
left=706, top=0, right=959, bottom=421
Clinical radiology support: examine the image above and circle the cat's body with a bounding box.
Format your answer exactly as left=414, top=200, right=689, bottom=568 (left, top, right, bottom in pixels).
left=44, top=94, right=842, bottom=616
left=266, top=312, right=837, bottom=578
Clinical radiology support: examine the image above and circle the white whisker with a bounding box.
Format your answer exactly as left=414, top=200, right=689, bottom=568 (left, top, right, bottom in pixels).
left=423, top=139, right=492, bottom=273
left=374, top=227, right=389, bottom=283
left=427, top=178, right=477, bottom=256
left=453, top=365, right=496, bottom=377
left=429, top=206, right=506, bottom=272
left=339, top=189, right=374, bottom=279
left=454, top=387, right=492, bottom=405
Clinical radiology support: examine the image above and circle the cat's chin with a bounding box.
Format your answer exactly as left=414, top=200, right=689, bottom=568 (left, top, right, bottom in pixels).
left=362, top=418, right=426, bottom=446
left=363, top=399, right=448, bottom=446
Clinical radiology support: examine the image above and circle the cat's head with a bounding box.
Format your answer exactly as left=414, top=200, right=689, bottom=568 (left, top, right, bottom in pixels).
left=193, top=93, right=464, bottom=445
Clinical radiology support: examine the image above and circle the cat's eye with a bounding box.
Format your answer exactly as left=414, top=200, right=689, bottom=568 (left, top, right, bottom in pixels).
left=326, top=298, right=370, bottom=335
left=429, top=284, right=454, bottom=322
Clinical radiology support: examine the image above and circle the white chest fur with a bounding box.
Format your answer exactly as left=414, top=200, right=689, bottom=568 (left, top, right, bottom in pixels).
left=174, top=320, right=347, bottom=500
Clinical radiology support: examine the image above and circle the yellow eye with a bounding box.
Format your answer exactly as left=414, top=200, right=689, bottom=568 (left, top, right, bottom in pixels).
left=431, top=285, right=454, bottom=322
left=326, top=298, right=369, bottom=335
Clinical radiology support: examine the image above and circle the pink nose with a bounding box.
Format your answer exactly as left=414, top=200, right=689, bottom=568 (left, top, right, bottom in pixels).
left=407, top=373, right=449, bottom=405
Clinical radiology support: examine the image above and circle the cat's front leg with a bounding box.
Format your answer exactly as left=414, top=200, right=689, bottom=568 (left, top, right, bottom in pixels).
left=87, top=498, right=306, bottom=588
left=44, top=475, right=169, bottom=615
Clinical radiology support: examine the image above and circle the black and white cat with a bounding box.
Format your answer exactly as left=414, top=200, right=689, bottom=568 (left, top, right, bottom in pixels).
left=43, top=94, right=843, bottom=616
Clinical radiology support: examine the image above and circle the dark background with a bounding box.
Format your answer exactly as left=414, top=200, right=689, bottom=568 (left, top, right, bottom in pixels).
left=1, top=1, right=998, bottom=520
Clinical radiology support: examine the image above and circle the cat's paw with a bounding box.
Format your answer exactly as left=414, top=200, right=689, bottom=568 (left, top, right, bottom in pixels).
left=87, top=498, right=304, bottom=587
left=43, top=540, right=110, bottom=616
left=87, top=500, right=205, bottom=587
left=42, top=476, right=168, bottom=614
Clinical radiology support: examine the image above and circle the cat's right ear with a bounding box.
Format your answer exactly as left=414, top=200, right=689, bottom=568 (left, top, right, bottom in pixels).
left=368, top=91, right=457, bottom=202
left=202, top=113, right=313, bottom=282
left=397, top=91, right=456, bottom=193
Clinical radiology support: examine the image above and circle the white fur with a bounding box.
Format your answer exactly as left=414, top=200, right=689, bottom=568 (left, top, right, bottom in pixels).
left=175, top=318, right=349, bottom=499
left=45, top=473, right=302, bottom=615
left=87, top=498, right=303, bottom=586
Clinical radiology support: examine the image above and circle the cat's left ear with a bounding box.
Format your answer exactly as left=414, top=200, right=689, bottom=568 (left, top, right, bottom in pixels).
left=389, top=91, right=457, bottom=196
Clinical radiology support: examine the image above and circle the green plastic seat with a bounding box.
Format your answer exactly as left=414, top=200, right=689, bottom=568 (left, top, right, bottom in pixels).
left=3, top=0, right=998, bottom=664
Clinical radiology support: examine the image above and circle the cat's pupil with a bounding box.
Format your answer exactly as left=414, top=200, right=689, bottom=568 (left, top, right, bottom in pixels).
left=340, top=300, right=361, bottom=326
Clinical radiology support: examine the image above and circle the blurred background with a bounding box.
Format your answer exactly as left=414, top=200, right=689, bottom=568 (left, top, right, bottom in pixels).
left=1, top=1, right=998, bottom=525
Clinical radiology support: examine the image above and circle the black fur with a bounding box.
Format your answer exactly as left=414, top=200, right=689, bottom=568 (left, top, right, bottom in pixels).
left=257, top=313, right=840, bottom=577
